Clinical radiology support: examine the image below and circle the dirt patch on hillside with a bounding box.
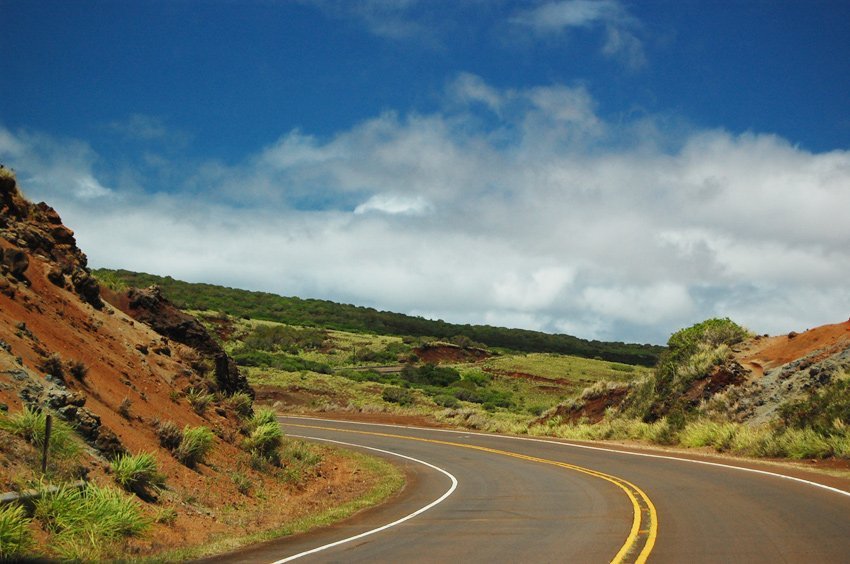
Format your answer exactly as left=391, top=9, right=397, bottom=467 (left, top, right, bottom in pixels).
left=738, top=321, right=850, bottom=375
left=414, top=344, right=491, bottom=364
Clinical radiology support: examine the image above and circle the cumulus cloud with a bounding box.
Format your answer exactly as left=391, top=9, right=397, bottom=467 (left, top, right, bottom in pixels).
left=513, top=0, right=646, bottom=69
left=2, top=75, right=848, bottom=344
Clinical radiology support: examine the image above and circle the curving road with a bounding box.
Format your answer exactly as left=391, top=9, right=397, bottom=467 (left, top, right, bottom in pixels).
left=207, top=416, right=850, bottom=563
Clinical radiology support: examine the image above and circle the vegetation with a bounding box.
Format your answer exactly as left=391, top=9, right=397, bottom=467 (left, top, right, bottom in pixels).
left=244, top=422, right=284, bottom=465
left=186, top=388, right=213, bottom=415
left=155, top=420, right=183, bottom=451
left=94, top=269, right=663, bottom=365
left=33, top=482, right=148, bottom=560
left=110, top=452, right=166, bottom=497
left=175, top=426, right=215, bottom=468
left=0, top=503, right=33, bottom=559
left=0, top=406, right=81, bottom=462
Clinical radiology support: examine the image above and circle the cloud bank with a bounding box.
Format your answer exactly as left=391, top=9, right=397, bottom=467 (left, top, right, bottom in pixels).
left=2, top=74, right=848, bottom=344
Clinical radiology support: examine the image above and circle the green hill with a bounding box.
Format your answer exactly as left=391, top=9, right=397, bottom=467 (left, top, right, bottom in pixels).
left=94, top=269, right=663, bottom=366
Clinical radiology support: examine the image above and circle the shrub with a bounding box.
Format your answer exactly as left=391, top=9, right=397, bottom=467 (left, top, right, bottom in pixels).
left=118, top=397, right=132, bottom=419
left=231, top=472, right=251, bottom=495
left=175, top=426, right=215, bottom=468
left=244, top=422, right=283, bottom=464
left=401, top=364, right=460, bottom=387
left=248, top=407, right=278, bottom=431
left=228, top=392, right=254, bottom=418
left=780, top=427, right=833, bottom=459
left=154, top=507, right=178, bottom=525
left=186, top=388, right=213, bottom=415
left=67, top=360, right=88, bottom=380
left=34, top=482, right=148, bottom=560
left=434, top=394, right=460, bottom=408
left=156, top=420, right=183, bottom=451
left=0, top=406, right=81, bottom=461
left=39, top=354, right=65, bottom=380
left=111, top=452, right=165, bottom=496
left=0, top=503, right=33, bottom=559
left=382, top=387, right=414, bottom=406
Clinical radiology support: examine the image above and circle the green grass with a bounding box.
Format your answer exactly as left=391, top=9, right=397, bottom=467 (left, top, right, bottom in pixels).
left=33, top=481, right=149, bottom=560
left=244, top=422, right=284, bottom=464
left=0, top=503, right=33, bottom=559
left=0, top=406, right=82, bottom=462
left=175, top=426, right=215, bottom=468
left=111, top=452, right=166, bottom=495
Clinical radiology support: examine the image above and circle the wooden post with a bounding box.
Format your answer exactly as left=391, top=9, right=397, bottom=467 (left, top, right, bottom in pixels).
left=41, top=414, right=52, bottom=473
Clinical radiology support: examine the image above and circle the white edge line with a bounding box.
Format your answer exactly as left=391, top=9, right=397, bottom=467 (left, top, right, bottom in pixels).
left=280, top=415, right=850, bottom=500
left=269, top=434, right=459, bottom=564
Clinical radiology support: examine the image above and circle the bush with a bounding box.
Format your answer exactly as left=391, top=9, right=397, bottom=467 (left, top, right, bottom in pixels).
left=780, top=427, right=834, bottom=459
left=382, top=387, right=414, bottom=406
left=111, top=452, right=165, bottom=496
left=154, top=507, right=178, bottom=525
left=0, top=503, right=33, bottom=559
left=228, top=392, right=254, bottom=418
left=0, top=406, right=81, bottom=461
left=186, top=388, right=213, bottom=415
left=118, top=397, right=132, bottom=419
left=33, top=482, right=148, bottom=560
left=231, top=472, right=251, bottom=495
left=248, top=407, right=278, bottom=431
left=434, top=394, right=460, bottom=408
left=39, top=354, right=65, bottom=380
left=156, top=420, right=183, bottom=451
left=401, top=364, right=460, bottom=387
left=244, top=422, right=283, bottom=464
left=175, top=426, right=215, bottom=468
left=68, top=360, right=88, bottom=380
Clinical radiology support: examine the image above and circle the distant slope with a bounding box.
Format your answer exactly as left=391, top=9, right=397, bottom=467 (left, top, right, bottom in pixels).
left=94, top=269, right=664, bottom=366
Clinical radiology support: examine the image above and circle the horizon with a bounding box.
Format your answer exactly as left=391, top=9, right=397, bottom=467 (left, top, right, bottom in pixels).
left=2, top=1, right=849, bottom=345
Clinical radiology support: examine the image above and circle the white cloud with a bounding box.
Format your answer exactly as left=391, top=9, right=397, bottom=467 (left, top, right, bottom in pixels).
left=512, top=0, right=625, bottom=31
left=513, top=0, right=645, bottom=70
left=354, top=193, right=432, bottom=215
left=2, top=75, right=849, bottom=344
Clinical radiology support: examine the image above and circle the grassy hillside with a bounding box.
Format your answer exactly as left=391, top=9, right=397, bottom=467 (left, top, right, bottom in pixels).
left=207, top=313, right=651, bottom=433
left=94, top=269, right=663, bottom=366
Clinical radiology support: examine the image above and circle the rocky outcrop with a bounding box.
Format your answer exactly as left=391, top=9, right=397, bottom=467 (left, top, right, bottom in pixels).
left=118, top=285, right=252, bottom=397
left=0, top=174, right=103, bottom=308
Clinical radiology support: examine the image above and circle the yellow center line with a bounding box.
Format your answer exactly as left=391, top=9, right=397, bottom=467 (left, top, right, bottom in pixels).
left=286, top=422, right=658, bottom=563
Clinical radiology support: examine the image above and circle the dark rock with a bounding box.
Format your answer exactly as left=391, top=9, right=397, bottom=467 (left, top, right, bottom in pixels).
left=72, top=270, right=103, bottom=309
left=1, top=247, right=29, bottom=278
left=119, top=286, right=253, bottom=397
left=135, top=343, right=149, bottom=354
left=93, top=427, right=125, bottom=458
left=47, top=266, right=66, bottom=287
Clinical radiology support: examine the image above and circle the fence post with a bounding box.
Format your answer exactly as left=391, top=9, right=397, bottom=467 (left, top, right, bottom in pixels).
left=42, top=414, right=52, bottom=473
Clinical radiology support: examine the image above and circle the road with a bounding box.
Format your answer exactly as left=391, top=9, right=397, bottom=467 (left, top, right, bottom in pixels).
left=208, top=416, right=850, bottom=563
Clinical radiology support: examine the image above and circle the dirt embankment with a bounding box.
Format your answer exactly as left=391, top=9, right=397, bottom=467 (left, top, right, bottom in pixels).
left=0, top=174, right=381, bottom=558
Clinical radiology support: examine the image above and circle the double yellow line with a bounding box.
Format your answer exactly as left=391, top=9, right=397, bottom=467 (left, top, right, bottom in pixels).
left=286, top=423, right=657, bottom=563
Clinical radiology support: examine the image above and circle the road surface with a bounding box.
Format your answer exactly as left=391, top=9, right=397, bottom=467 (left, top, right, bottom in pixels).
left=206, top=416, right=850, bottom=563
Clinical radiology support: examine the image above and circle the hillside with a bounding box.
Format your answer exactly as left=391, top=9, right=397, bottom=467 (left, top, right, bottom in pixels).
left=536, top=317, right=850, bottom=461
left=0, top=171, right=397, bottom=560
left=94, top=269, right=664, bottom=366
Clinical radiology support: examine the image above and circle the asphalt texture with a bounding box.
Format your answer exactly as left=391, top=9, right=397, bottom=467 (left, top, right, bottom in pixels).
left=203, top=417, right=850, bottom=563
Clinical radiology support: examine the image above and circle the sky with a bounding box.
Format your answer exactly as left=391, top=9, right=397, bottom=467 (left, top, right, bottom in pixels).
left=1, top=0, right=849, bottom=345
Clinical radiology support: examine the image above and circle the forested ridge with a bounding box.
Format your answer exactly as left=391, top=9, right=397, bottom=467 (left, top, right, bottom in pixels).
left=95, top=269, right=664, bottom=366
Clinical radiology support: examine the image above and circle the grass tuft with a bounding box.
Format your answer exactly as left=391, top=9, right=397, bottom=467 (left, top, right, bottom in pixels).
left=111, top=452, right=166, bottom=496
left=175, top=426, right=215, bottom=468
left=0, top=503, right=33, bottom=559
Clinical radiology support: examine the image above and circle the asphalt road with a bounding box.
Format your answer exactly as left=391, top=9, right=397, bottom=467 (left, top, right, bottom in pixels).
left=207, top=416, right=850, bottom=563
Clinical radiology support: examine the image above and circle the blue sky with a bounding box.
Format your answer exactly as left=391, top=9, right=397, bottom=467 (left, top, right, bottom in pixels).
left=1, top=0, right=849, bottom=344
